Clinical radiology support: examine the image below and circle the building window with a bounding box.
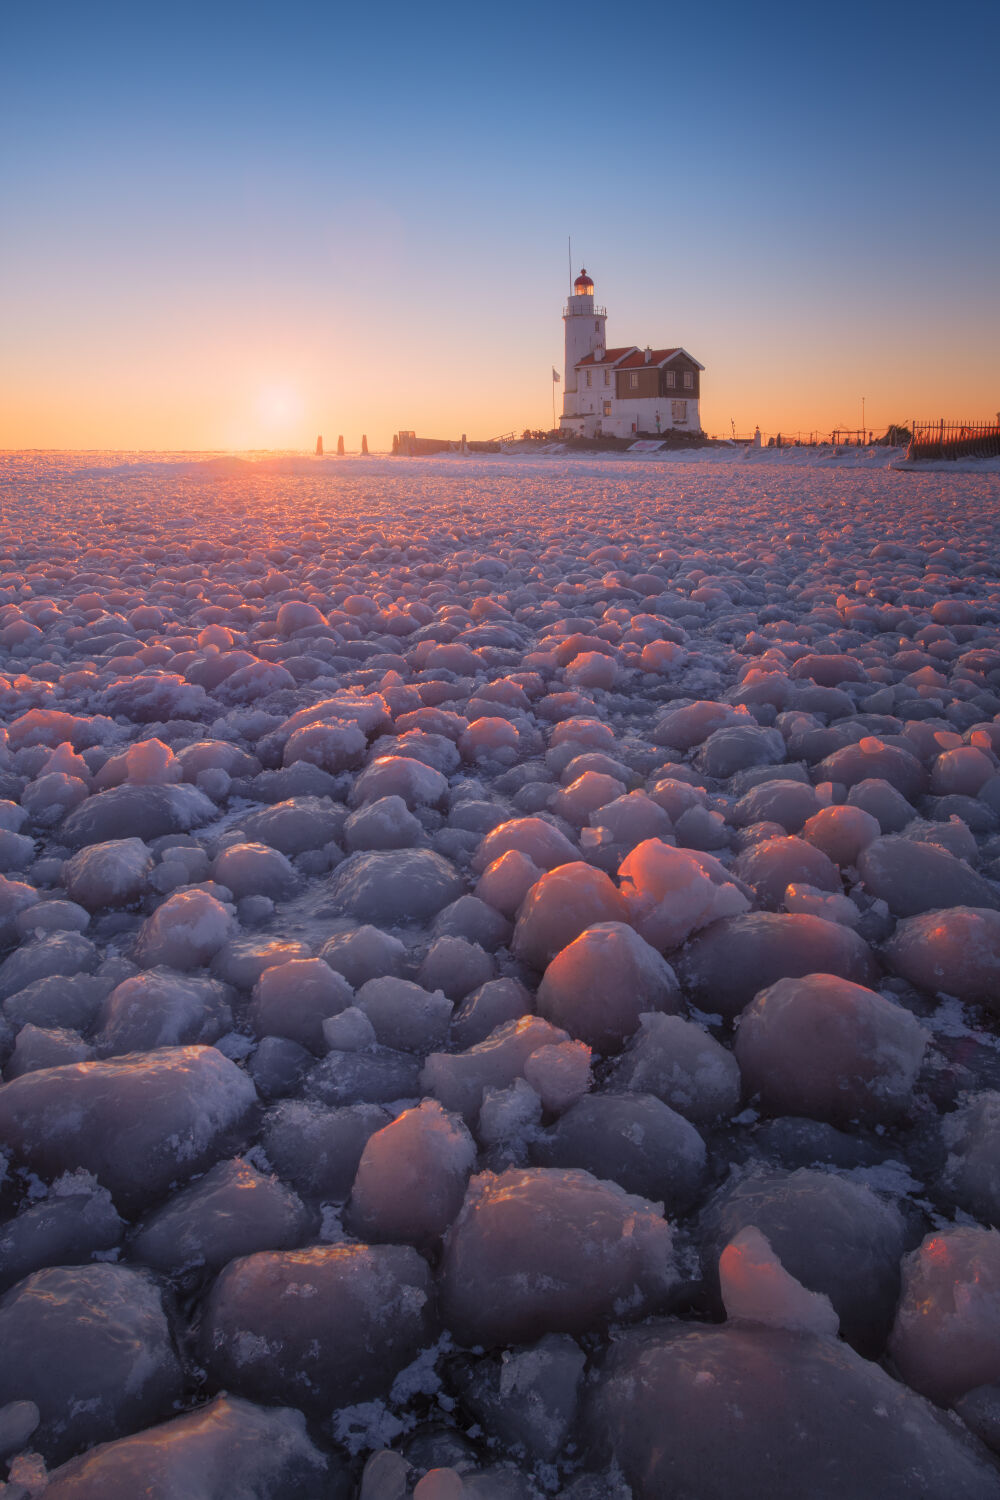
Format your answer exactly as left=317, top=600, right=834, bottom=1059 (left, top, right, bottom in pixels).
left=603, top=370, right=609, bottom=384
left=586, top=370, right=592, bottom=386
left=672, top=399, right=688, bottom=422
left=665, top=370, right=676, bottom=388
left=595, top=320, right=600, bottom=330
left=629, top=371, right=638, bottom=389
left=683, top=370, right=694, bottom=389
left=603, top=401, right=612, bottom=416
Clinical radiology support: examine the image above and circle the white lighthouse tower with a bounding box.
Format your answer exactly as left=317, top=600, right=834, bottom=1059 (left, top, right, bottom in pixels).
left=562, top=268, right=606, bottom=420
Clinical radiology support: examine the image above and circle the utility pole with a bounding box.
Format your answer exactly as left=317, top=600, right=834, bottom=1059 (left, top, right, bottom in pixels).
left=861, top=395, right=865, bottom=444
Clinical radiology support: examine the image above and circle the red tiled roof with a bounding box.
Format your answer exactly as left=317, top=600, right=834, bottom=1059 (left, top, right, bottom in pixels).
left=577, top=346, right=636, bottom=367
left=615, top=347, right=681, bottom=368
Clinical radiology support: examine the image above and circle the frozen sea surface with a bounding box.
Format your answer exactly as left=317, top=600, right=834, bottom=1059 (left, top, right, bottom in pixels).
left=1, top=450, right=1000, bottom=1497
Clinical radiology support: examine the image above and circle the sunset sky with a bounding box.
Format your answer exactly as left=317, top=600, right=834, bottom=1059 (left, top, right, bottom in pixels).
left=2, top=0, right=997, bottom=451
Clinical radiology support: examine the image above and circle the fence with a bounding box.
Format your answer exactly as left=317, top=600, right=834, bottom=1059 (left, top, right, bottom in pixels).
left=907, top=419, right=1000, bottom=462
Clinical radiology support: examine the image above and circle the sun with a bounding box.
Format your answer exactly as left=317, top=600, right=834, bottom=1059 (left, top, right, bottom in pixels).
left=254, top=383, right=304, bottom=440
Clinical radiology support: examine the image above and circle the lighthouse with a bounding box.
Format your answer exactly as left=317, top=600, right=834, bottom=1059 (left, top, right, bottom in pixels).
left=558, top=267, right=704, bottom=440
left=562, top=269, right=607, bottom=421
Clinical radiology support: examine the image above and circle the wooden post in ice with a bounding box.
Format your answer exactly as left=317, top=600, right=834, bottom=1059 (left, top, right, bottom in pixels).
left=361, top=434, right=369, bottom=455
left=336, top=435, right=345, bottom=455
left=315, top=435, right=323, bottom=456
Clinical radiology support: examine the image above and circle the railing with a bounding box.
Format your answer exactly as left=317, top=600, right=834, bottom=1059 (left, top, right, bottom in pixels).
left=907, top=419, right=1000, bottom=462
left=563, top=303, right=607, bottom=318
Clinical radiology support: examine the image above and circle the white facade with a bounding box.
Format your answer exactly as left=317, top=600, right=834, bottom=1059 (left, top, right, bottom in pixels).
left=560, top=273, right=703, bottom=440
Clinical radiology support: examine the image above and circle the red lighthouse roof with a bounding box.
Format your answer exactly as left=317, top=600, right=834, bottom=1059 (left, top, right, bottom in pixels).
left=573, top=268, right=594, bottom=291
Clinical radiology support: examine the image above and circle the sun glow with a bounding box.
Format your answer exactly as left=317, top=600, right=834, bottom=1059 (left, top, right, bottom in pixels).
left=255, top=383, right=305, bottom=437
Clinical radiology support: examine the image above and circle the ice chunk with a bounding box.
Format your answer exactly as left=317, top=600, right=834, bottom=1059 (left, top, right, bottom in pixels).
left=212, top=842, right=298, bottom=900
left=459, top=716, right=521, bottom=764
left=652, top=700, right=740, bottom=751
left=201, top=1244, right=437, bottom=1414
left=61, top=838, right=153, bottom=911
left=450, top=977, right=533, bottom=1050
left=697, top=723, right=785, bottom=778
left=586, top=1321, right=1000, bottom=1499
left=422, top=1016, right=570, bottom=1123
left=0, top=1046, right=257, bottom=1213
left=0, top=1183, right=123, bottom=1294
left=320, top=924, right=407, bottom=987
left=530, top=920, right=675, bottom=1062
left=98, top=968, right=233, bottom=1054
left=134, top=889, right=235, bottom=970
left=471, top=817, right=578, bottom=876
left=261, top=1099, right=389, bottom=1200
left=22, top=770, right=89, bottom=825
left=353, top=756, right=448, bottom=809
left=858, top=835, right=1000, bottom=916
left=817, top=741, right=928, bottom=801
left=283, top=718, right=367, bottom=772
left=329, top=849, right=464, bottom=925
left=679, top=913, right=877, bottom=1020
left=240, top=797, right=345, bottom=855
left=433, top=894, right=512, bottom=952
left=452, top=1333, right=586, bottom=1464
left=885, top=906, right=1000, bottom=1002
left=720, top=1226, right=839, bottom=1335
left=733, top=836, right=840, bottom=909
left=250, top=958, right=353, bottom=1052
left=551, top=771, right=627, bottom=827
left=783, top=882, right=860, bottom=925
left=345, top=1099, right=476, bottom=1249
left=0, top=875, right=40, bottom=947
left=0, top=1400, right=39, bottom=1457
left=15, top=898, right=90, bottom=938
left=534, top=1092, right=706, bottom=1212
left=942, top=1092, right=1000, bottom=1227
left=306, top=1045, right=421, bottom=1106
left=62, top=783, right=215, bottom=848
left=345, top=795, right=424, bottom=850
left=418, top=937, right=494, bottom=1000
left=700, top=1166, right=907, bottom=1354
left=3, top=972, right=106, bottom=1033
left=478, top=1077, right=543, bottom=1148
left=890, top=1227, right=1000, bottom=1406
left=474, top=849, right=544, bottom=919
left=847, top=777, right=917, bottom=834
left=731, top=780, right=820, bottom=834
left=522, top=1039, right=592, bottom=1113
left=587, top=790, right=672, bottom=847
left=0, top=930, right=98, bottom=1000
left=931, top=746, right=995, bottom=797
left=129, top=1158, right=311, bottom=1277
left=212, top=934, right=311, bottom=990
left=618, top=841, right=750, bottom=952
left=440, top=1167, right=679, bottom=1347
left=801, top=803, right=880, bottom=866
left=611, top=1012, right=741, bottom=1125
left=356, top=976, right=453, bottom=1053
left=735, top=973, right=928, bottom=1126
left=5, top=1022, right=93, bottom=1076
left=513, top=863, right=628, bottom=971
left=41, top=1394, right=336, bottom=1500
left=0, top=1263, right=183, bottom=1463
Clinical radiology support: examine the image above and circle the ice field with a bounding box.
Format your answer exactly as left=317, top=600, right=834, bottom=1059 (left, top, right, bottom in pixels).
left=1, top=449, right=1000, bottom=1497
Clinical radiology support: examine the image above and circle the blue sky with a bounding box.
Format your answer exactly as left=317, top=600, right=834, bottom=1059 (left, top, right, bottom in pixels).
left=2, top=0, right=997, bottom=447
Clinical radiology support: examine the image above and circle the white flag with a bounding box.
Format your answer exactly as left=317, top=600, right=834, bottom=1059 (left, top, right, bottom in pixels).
left=552, top=367, right=561, bottom=382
